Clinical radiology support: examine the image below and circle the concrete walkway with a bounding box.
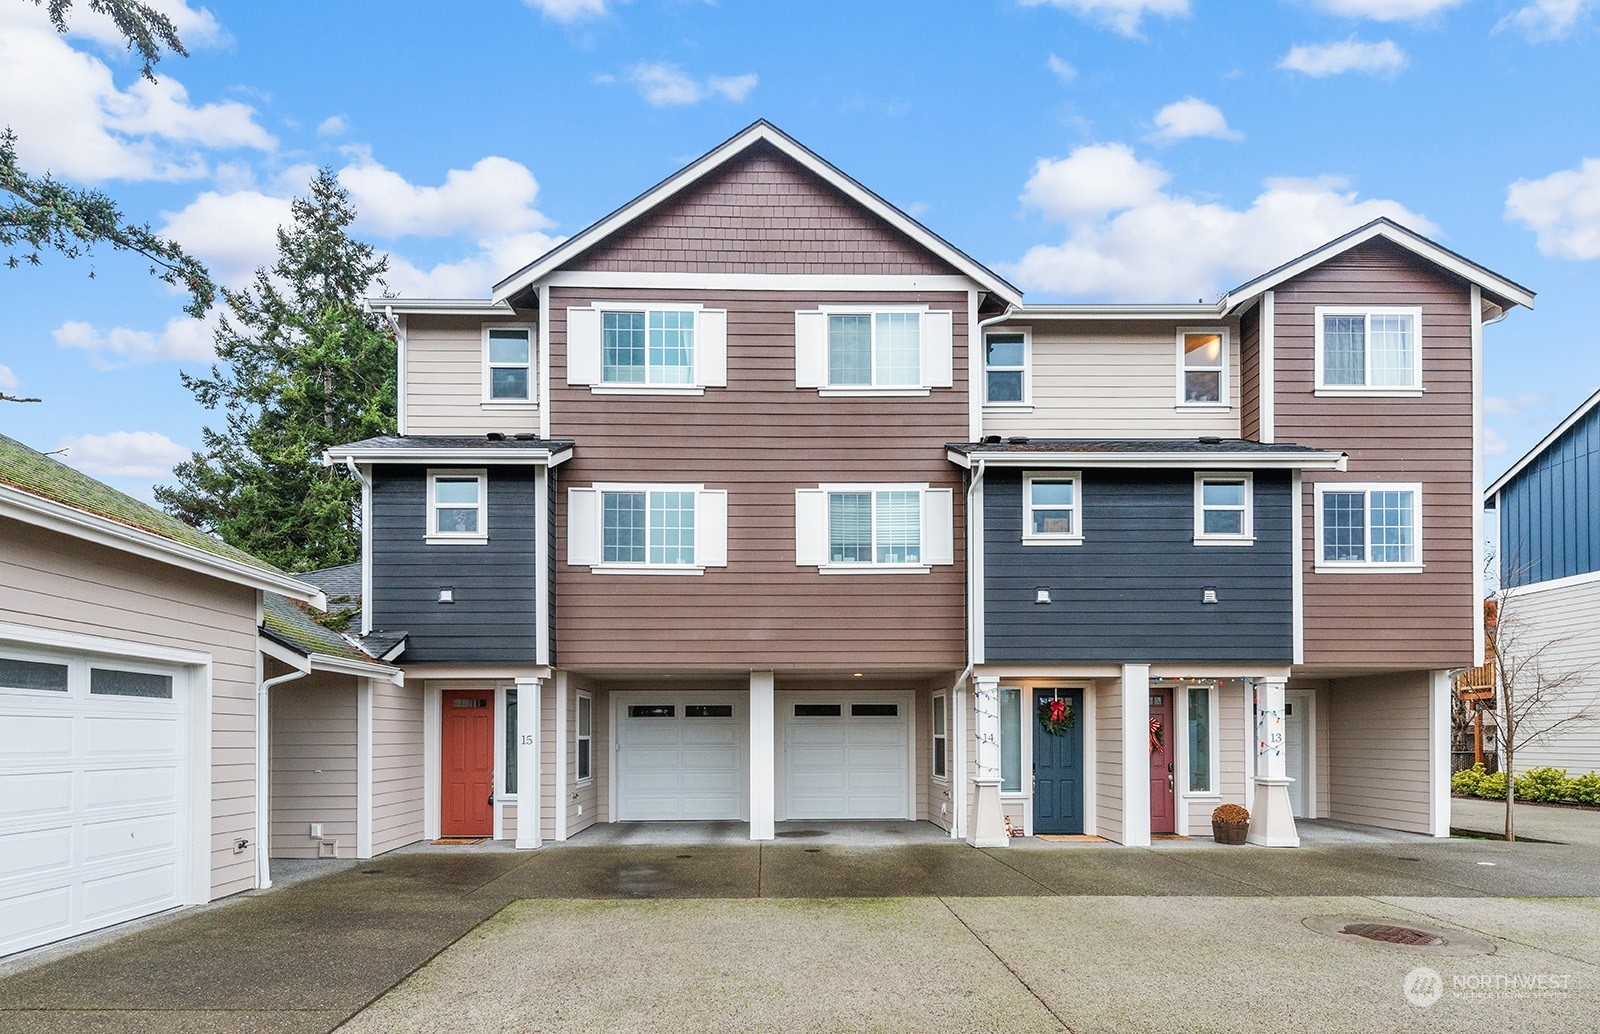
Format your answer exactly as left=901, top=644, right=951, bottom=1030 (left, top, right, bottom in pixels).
left=1452, top=795, right=1600, bottom=846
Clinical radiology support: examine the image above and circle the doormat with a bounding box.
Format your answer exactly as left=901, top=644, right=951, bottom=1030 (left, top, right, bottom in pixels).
left=431, top=837, right=488, bottom=846
left=1151, top=834, right=1191, bottom=841
left=1034, top=834, right=1108, bottom=843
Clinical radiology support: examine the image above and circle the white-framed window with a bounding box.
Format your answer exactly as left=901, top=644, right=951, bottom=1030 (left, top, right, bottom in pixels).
left=794, top=483, right=955, bottom=573
left=566, top=483, right=728, bottom=574
left=794, top=306, right=954, bottom=394
left=576, top=692, right=593, bottom=783
left=1182, top=682, right=1219, bottom=796
left=999, top=687, right=1022, bottom=794
left=1314, top=307, right=1422, bottom=395
left=427, top=469, right=487, bottom=544
left=484, top=325, right=534, bottom=403
left=984, top=329, right=1030, bottom=406
left=1193, top=473, right=1253, bottom=545
left=1177, top=329, right=1229, bottom=406
left=931, top=692, right=948, bottom=781
left=504, top=687, right=519, bottom=795
left=565, top=302, right=727, bottom=393
left=1314, top=482, right=1423, bottom=571
left=1023, top=472, right=1082, bottom=545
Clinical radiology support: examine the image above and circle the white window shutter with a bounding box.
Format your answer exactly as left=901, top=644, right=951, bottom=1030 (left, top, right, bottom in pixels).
left=795, top=488, right=829, bottom=566
left=922, top=489, right=955, bottom=565
left=696, top=489, right=729, bottom=567
left=922, top=310, right=954, bottom=389
left=567, top=487, right=599, bottom=566
left=698, top=309, right=728, bottom=388
left=795, top=311, right=827, bottom=388
left=566, top=307, right=601, bottom=385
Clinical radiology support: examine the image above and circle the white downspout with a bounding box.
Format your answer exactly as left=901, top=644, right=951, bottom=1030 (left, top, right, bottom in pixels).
left=257, top=661, right=310, bottom=889
left=953, top=456, right=986, bottom=840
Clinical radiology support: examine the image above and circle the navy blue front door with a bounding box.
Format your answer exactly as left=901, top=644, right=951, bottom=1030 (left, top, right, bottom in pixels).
left=1032, top=689, right=1084, bottom=834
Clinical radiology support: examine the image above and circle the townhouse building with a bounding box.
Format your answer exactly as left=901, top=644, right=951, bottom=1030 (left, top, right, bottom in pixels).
left=326, top=120, right=1531, bottom=850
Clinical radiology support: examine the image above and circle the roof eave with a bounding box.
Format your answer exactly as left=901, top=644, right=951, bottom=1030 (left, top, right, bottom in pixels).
left=948, top=448, right=1348, bottom=471
left=1008, top=303, right=1226, bottom=321
left=364, top=298, right=518, bottom=316
left=308, top=651, right=404, bottom=684
left=323, top=444, right=574, bottom=467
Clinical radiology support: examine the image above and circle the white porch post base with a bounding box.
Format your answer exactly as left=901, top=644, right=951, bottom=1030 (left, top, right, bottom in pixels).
left=1248, top=777, right=1300, bottom=847
left=970, top=779, right=1008, bottom=848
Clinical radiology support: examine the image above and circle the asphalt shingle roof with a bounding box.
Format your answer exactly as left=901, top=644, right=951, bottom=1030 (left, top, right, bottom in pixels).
left=299, top=562, right=362, bottom=601
left=261, top=592, right=385, bottom=665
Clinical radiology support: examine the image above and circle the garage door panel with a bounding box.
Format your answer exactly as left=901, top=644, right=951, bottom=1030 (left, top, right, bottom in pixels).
left=786, top=723, right=843, bottom=748
left=0, top=884, right=72, bottom=955
left=0, top=715, right=73, bottom=758
left=83, top=715, right=181, bottom=756
left=81, top=814, right=180, bottom=866
left=0, top=826, right=74, bottom=881
left=681, top=724, right=738, bottom=747
left=0, top=772, right=74, bottom=821
left=82, top=766, right=179, bottom=811
left=81, top=863, right=180, bottom=926
left=616, top=696, right=744, bottom=821
left=783, top=698, right=909, bottom=820
left=845, top=724, right=904, bottom=748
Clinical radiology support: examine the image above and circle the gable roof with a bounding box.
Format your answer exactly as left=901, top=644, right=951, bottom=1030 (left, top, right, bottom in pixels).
left=1221, top=217, right=1535, bottom=314
left=261, top=592, right=401, bottom=681
left=1486, top=387, right=1600, bottom=500
left=0, top=432, right=322, bottom=606
left=492, top=120, right=1022, bottom=306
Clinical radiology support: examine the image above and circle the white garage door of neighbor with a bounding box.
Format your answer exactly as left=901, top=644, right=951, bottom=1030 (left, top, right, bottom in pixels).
left=0, top=647, right=191, bottom=957
left=784, top=699, right=910, bottom=820
left=615, top=696, right=744, bottom=821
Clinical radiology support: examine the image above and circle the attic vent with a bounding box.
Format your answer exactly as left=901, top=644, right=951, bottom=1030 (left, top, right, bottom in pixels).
left=1007, top=436, right=1031, bottom=445
left=982, top=435, right=1001, bottom=445
left=1197, top=436, right=1223, bottom=445
left=486, top=432, right=506, bottom=441
left=515, top=432, right=538, bottom=440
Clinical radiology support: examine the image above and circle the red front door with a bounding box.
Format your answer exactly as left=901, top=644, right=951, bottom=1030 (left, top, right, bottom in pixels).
left=1149, top=691, right=1176, bottom=834
left=442, top=689, right=495, bottom=836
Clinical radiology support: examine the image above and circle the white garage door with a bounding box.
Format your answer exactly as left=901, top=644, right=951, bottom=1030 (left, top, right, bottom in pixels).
left=615, top=695, right=744, bottom=821
left=0, top=646, right=190, bottom=957
left=784, top=698, right=910, bottom=820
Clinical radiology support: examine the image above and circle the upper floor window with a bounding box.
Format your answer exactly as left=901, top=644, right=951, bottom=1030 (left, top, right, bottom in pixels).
left=1315, top=307, right=1422, bottom=395
left=794, top=483, right=955, bottom=572
left=485, top=327, right=533, bottom=402
left=794, top=307, right=954, bottom=395
left=566, top=303, right=727, bottom=394
left=1194, top=474, right=1253, bottom=545
left=1315, top=482, right=1422, bottom=571
left=566, top=483, right=728, bottom=573
left=1023, top=472, right=1082, bottom=545
left=427, top=470, right=487, bottom=544
left=1178, top=330, right=1228, bottom=406
left=603, top=309, right=695, bottom=386
left=984, top=331, right=1029, bottom=406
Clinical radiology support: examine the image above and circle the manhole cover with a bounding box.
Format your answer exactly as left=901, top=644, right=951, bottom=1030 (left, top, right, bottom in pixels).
left=777, top=830, right=826, bottom=839
left=1343, top=923, right=1447, bottom=947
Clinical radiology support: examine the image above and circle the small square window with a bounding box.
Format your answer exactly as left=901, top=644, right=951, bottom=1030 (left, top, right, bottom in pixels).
left=1194, top=474, right=1253, bottom=544
left=1178, top=330, right=1227, bottom=406
left=984, top=332, right=1027, bottom=405
left=486, top=328, right=533, bottom=401
left=1024, top=473, right=1082, bottom=544
left=428, top=471, right=486, bottom=542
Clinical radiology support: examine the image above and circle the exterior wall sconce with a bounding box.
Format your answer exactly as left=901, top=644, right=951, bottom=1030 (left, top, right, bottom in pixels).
left=1202, top=587, right=1219, bottom=604
left=438, top=588, right=455, bottom=604
left=1035, top=587, right=1052, bottom=605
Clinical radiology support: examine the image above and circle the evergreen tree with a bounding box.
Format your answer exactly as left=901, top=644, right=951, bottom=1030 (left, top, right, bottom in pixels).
left=157, top=169, right=395, bottom=571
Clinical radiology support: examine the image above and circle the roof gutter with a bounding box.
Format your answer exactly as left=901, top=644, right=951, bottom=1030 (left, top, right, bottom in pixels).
left=947, top=449, right=1348, bottom=471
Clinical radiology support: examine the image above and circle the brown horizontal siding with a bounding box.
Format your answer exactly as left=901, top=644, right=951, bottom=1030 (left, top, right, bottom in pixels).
left=1274, top=239, right=1476, bottom=670
left=1240, top=305, right=1260, bottom=440
left=569, top=144, right=956, bottom=276
left=551, top=287, right=968, bottom=672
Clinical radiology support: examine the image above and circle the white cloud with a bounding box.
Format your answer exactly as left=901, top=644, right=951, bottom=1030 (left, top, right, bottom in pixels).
left=0, top=3, right=274, bottom=182
left=1506, top=157, right=1600, bottom=259
left=523, top=0, right=612, bottom=21
left=0, top=364, right=17, bottom=389
left=383, top=230, right=563, bottom=297
left=55, top=431, right=190, bottom=481
left=1310, top=0, right=1464, bottom=21
left=160, top=187, right=296, bottom=286
left=1149, top=98, right=1243, bottom=143
left=1019, top=0, right=1189, bottom=38
left=623, top=63, right=758, bottom=106
left=1007, top=143, right=1434, bottom=301
left=340, top=150, right=553, bottom=240
left=1497, top=0, right=1596, bottom=41
left=1485, top=425, right=1510, bottom=456
left=316, top=115, right=348, bottom=138
left=53, top=315, right=215, bottom=368
left=1046, top=54, right=1078, bottom=82
left=1279, top=38, right=1408, bottom=77
left=1485, top=392, right=1553, bottom=417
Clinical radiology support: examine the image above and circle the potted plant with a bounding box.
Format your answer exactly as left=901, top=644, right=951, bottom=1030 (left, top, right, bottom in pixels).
left=1211, top=803, right=1250, bottom=845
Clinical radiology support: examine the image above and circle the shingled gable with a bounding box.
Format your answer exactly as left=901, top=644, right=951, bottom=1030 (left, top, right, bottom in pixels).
left=492, top=119, right=1021, bottom=305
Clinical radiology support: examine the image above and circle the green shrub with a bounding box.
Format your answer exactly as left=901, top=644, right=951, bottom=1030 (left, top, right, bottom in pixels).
left=1477, top=771, right=1508, bottom=800
left=1452, top=765, right=1485, bottom=796
left=1515, top=766, right=1570, bottom=803
left=1570, top=773, right=1600, bottom=807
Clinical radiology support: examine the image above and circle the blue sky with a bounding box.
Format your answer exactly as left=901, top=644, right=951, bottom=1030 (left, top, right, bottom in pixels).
left=2, top=0, right=1598, bottom=500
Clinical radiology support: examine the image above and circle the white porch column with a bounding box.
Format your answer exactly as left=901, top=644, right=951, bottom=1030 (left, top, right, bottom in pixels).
left=1248, top=677, right=1299, bottom=847
left=1121, top=664, right=1152, bottom=848
left=969, top=675, right=1007, bottom=847
left=515, top=676, right=542, bottom=849
left=750, top=671, right=775, bottom=841
left=1429, top=669, right=1452, bottom=838
left=356, top=678, right=374, bottom=859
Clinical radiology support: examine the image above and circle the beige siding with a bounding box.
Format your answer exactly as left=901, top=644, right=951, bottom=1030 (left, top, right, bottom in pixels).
left=371, top=678, right=425, bottom=855
left=982, top=319, right=1242, bottom=439
left=1503, top=579, right=1600, bottom=775
left=566, top=674, right=602, bottom=837
left=1095, top=677, right=1123, bottom=842
left=1327, top=670, right=1433, bottom=833
left=541, top=681, right=557, bottom=841
left=0, top=518, right=263, bottom=899
left=1315, top=682, right=1332, bottom=818
left=502, top=803, right=517, bottom=843
left=922, top=679, right=954, bottom=832
left=269, top=674, right=357, bottom=859
left=403, top=314, right=540, bottom=436
left=1184, top=681, right=1249, bottom=833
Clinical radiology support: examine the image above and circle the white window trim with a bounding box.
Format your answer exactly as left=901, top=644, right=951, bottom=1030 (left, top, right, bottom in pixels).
left=1175, top=327, right=1231, bottom=410
left=998, top=684, right=1024, bottom=796
left=1313, top=306, right=1424, bottom=396
left=1177, top=680, right=1222, bottom=798
left=593, top=481, right=707, bottom=574
left=1022, top=471, right=1083, bottom=546
left=819, top=303, right=928, bottom=392
left=1193, top=472, right=1255, bottom=546
left=598, top=301, right=704, bottom=388
left=983, top=327, right=1032, bottom=410
left=426, top=469, right=488, bottom=545
left=1313, top=481, right=1425, bottom=573
left=482, top=324, right=536, bottom=405
left=931, top=691, right=949, bottom=784
left=575, top=691, right=593, bottom=786
left=818, top=481, right=930, bottom=574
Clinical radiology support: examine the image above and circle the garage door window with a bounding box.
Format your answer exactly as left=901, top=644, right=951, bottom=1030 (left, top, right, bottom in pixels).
left=795, top=703, right=842, bottom=717
left=89, top=667, right=173, bottom=698
left=851, top=703, right=898, bottom=717
left=0, top=655, right=69, bottom=692
left=686, top=704, right=733, bottom=718
left=629, top=705, right=675, bottom=718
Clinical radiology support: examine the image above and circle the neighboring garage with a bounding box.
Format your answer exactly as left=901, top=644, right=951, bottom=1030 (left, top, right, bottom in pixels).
left=781, top=694, right=913, bottom=820
left=613, top=692, right=746, bottom=821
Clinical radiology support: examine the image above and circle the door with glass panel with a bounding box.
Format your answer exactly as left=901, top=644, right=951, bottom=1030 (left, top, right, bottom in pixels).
left=1031, top=688, right=1084, bottom=835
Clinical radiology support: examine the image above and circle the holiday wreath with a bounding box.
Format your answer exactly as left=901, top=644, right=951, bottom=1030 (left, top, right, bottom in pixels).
left=1038, top=697, right=1075, bottom=735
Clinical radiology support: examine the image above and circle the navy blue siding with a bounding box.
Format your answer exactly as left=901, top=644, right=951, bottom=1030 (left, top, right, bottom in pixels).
left=1500, top=404, right=1600, bottom=588
left=370, top=466, right=539, bottom=663
left=984, top=470, right=1293, bottom=664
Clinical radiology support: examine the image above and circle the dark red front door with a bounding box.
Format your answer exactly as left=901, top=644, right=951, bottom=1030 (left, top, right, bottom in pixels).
left=442, top=689, right=495, bottom=836
left=1149, top=692, right=1176, bottom=834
